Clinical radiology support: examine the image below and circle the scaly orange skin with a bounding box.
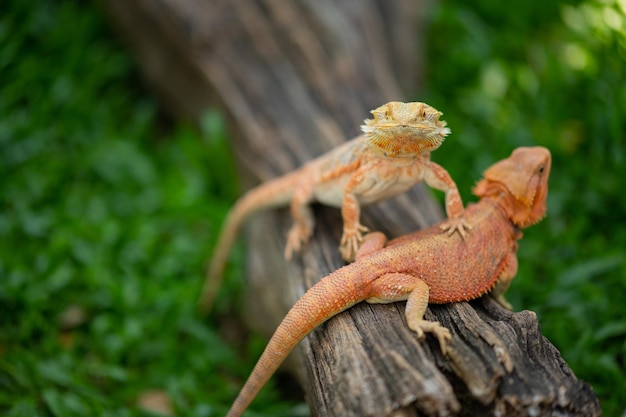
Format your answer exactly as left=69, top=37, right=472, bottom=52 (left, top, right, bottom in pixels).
left=225, top=146, right=552, bottom=417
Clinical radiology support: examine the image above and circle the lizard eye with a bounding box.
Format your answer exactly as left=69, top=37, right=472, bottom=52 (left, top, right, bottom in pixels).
left=537, top=165, right=545, bottom=174
left=421, top=109, right=428, bottom=119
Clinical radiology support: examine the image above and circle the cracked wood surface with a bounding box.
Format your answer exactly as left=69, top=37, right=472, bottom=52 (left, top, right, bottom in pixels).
left=101, top=1, right=600, bottom=415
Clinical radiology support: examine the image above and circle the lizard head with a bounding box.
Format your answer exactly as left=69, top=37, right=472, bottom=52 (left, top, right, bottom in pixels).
left=473, top=146, right=552, bottom=228
left=361, top=101, right=451, bottom=157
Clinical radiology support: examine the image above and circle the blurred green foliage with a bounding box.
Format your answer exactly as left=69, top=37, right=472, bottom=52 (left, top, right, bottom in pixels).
left=1, top=0, right=624, bottom=416
left=424, top=0, right=626, bottom=414
left=0, top=1, right=300, bottom=416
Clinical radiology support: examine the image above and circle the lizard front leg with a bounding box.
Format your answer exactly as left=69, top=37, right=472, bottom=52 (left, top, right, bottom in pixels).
left=423, top=160, right=471, bottom=238
left=284, top=185, right=315, bottom=260
left=354, top=232, right=387, bottom=260
left=339, top=171, right=369, bottom=262
left=490, top=249, right=519, bottom=310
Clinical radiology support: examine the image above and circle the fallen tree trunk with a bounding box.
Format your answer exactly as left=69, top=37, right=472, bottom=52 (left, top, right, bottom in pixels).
left=102, top=1, right=600, bottom=415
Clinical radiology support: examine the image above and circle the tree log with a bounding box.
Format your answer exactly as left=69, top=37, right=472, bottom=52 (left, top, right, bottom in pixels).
left=101, top=1, right=600, bottom=416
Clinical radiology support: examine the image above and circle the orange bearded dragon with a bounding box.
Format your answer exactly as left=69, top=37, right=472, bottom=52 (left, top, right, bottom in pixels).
left=224, top=146, right=551, bottom=417
left=199, top=101, right=469, bottom=313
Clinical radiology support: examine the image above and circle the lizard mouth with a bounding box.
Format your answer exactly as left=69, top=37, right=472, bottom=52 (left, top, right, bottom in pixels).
left=398, top=123, right=450, bottom=136
left=363, top=124, right=449, bottom=157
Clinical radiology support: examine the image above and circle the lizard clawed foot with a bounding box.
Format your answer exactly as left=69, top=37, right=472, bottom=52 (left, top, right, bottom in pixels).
left=440, top=217, right=472, bottom=239
left=284, top=224, right=313, bottom=260
left=339, top=224, right=370, bottom=262
left=408, top=319, right=452, bottom=355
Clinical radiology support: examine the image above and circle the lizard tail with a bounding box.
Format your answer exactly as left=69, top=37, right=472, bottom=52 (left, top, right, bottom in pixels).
left=225, top=263, right=374, bottom=417
left=197, top=170, right=303, bottom=315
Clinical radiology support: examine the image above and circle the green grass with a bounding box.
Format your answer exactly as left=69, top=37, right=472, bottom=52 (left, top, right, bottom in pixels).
left=1, top=0, right=624, bottom=416
left=0, top=1, right=299, bottom=416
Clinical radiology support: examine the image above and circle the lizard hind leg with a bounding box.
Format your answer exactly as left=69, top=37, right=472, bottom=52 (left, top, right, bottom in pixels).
left=284, top=185, right=315, bottom=260
left=405, top=281, right=451, bottom=354
left=367, top=274, right=452, bottom=354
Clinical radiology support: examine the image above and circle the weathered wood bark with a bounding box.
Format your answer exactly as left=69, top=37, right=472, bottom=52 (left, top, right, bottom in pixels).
left=102, top=1, right=600, bottom=416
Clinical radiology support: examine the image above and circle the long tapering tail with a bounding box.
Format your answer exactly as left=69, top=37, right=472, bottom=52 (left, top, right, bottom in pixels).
left=225, top=263, right=375, bottom=417
left=198, top=170, right=304, bottom=314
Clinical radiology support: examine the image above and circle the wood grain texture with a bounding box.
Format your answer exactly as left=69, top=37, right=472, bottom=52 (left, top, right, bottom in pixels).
left=101, top=1, right=600, bottom=415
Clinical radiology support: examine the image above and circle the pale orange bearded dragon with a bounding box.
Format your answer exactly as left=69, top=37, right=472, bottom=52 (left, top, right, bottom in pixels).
left=224, top=146, right=551, bottom=417
left=199, top=101, right=469, bottom=313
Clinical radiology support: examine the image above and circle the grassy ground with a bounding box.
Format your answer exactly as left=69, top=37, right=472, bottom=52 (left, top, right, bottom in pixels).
left=1, top=0, right=624, bottom=416
left=0, top=2, right=295, bottom=416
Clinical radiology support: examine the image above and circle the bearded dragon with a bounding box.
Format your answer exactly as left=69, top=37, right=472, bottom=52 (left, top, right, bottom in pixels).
left=224, top=146, right=551, bottom=417
left=199, top=101, right=469, bottom=313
